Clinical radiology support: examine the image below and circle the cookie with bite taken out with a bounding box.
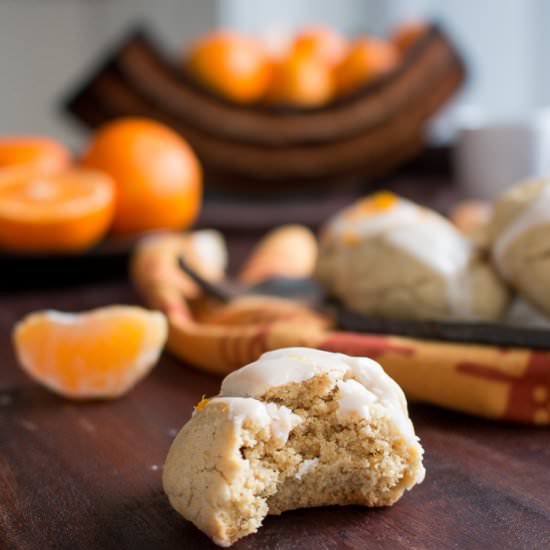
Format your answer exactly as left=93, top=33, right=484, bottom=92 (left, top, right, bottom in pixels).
left=163, top=347, right=425, bottom=547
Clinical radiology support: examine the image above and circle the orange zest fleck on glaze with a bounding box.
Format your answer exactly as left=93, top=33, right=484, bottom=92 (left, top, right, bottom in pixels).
left=358, top=190, right=398, bottom=214
left=194, top=395, right=210, bottom=411
left=344, top=191, right=399, bottom=222
left=371, top=190, right=398, bottom=210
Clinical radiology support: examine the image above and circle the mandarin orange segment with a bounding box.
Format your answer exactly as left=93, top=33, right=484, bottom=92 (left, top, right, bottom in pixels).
left=0, top=136, right=71, bottom=174
left=0, top=168, right=115, bottom=252
left=186, top=31, right=272, bottom=104
left=335, top=38, right=399, bottom=96
left=83, top=117, right=202, bottom=235
left=13, top=306, right=168, bottom=399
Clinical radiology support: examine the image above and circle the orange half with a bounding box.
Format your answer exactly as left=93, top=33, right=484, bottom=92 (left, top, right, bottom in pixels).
left=0, top=136, right=71, bottom=174
left=0, top=168, right=115, bottom=252
left=13, top=306, right=168, bottom=399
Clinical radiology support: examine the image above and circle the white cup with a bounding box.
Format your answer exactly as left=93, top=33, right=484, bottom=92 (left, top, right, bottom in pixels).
left=454, top=108, right=550, bottom=200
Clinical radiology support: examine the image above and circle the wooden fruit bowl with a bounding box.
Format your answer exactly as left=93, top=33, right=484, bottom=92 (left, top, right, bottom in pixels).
left=65, top=24, right=465, bottom=192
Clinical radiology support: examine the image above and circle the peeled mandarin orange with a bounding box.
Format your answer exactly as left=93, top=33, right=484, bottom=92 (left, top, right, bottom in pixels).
left=335, top=38, right=399, bottom=96
left=265, top=50, right=335, bottom=108
left=83, top=118, right=202, bottom=235
left=0, top=168, right=114, bottom=252
left=292, top=25, right=348, bottom=67
left=0, top=136, right=71, bottom=174
left=391, top=20, right=429, bottom=52
left=13, top=306, right=168, bottom=399
left=186, top=30, right=272, bottom=103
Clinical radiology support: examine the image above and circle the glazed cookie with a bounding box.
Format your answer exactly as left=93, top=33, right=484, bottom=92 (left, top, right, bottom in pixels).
left=163, top=347, right=425, bottom=547
left=488, top=178, right=550, bottom=315
left=316, top=192, right=509, bottom=320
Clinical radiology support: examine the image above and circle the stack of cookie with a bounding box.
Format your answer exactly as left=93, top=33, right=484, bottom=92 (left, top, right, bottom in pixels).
left=316, top=180, right=550, bottom=324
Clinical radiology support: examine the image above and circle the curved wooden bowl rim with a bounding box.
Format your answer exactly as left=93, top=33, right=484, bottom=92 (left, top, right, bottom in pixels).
left=173, top=25, right=443, bottom=113
left=109, top=23, right=463, bottom=146
left=65, top=22, right=464, bottom=188
left=87, top=64, right=459, bottom=181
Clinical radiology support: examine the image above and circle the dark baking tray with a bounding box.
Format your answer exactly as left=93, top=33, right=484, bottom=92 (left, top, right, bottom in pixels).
left=335, top=306, right=550, bottom=349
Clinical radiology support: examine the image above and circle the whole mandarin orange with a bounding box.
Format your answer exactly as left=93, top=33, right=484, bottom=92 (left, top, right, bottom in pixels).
left=391, top=20, right=429, bottom=52
left=265, top=50, right=335, bottom=108
left=83, top=118, right=202, bottom=235
left=335, top=38, right=399, bottom=96
left=292, top=25, right=348, bottom=67
left=0, top=136, right=71, bottom=174
left=0, top=168, right=115, bottom=252
left=186, top=30, right=272, bottom=104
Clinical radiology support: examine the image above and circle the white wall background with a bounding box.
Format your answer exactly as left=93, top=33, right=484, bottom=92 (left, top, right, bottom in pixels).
left=219, top=0, right=378, bottom=34
left=0, top=0, right=215, bottom=149
left=0, top=0, right=548, bottom=148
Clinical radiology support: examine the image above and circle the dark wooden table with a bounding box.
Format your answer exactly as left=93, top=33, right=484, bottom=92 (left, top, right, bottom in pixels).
left=2, top=235, right=550, bottom=550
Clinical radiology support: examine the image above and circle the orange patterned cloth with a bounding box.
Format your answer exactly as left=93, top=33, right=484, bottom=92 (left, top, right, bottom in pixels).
left=131, top=228, right=550, bottom=425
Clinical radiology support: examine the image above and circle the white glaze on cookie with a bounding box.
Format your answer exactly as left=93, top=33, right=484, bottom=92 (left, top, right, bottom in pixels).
left=220, top=348, right=419, bottom=447
left=294, top=458, right=319, bottom=480
left=326, top=199, right=420, bottom=244
left=209, top=396, right=302, bottom=446
left=336, top=379, right=377, bottom=421
left=221, top=348, right=350, bottom=397
left=385, top=211, right=471, bottom=279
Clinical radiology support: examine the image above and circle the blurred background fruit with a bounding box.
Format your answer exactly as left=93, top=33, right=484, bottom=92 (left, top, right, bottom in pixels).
left=265, top=48, right=335, bottom=107
left=260, top=27, right=293, bottom=61
left=186, top=30, right=272, bottom=103
left=4, top=1, right=547, bottom=151
left=335, top=37, right=399, bottom=96
left=0, top=136, right=71, bottom=174
left=292, top=25, right=349, bottom=68
left=83, top=117, right=202, bottom=235
left=0, top=168, right=114, bottom=252
left=66, top=22, right=463, bottom=191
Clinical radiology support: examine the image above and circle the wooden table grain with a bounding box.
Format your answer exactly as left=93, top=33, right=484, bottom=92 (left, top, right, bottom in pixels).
left=2, top=271, right=550, bottom=549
